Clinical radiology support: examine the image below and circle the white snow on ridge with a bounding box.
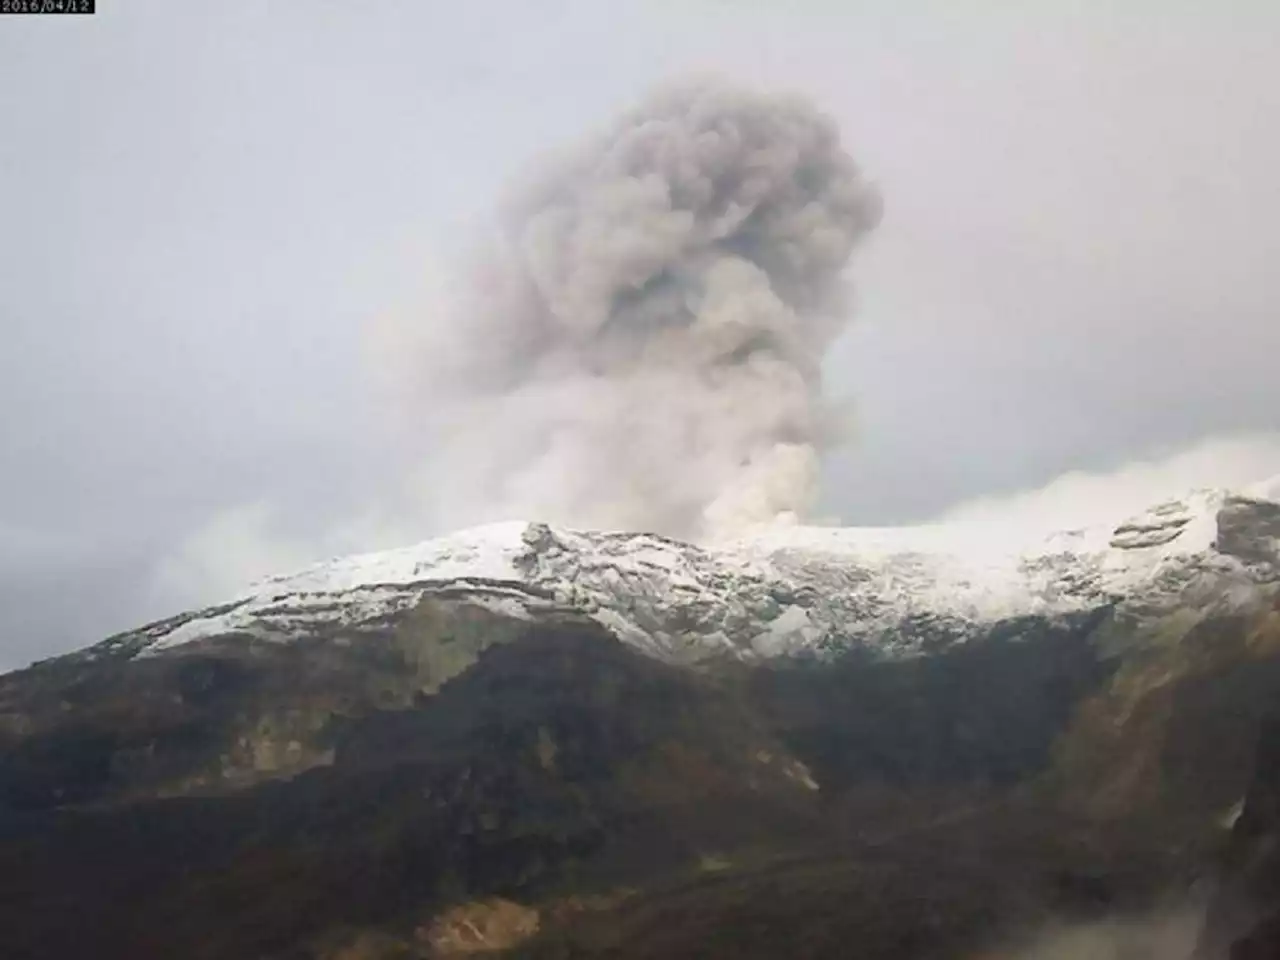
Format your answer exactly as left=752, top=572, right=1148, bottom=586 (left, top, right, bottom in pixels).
left=132, top=478, right=1280, bottom=663
left=242, top=521, right=532, bottom=597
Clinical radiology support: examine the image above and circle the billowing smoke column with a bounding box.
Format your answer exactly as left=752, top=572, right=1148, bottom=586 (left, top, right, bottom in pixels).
left=418, top=78, right=881, bottom=539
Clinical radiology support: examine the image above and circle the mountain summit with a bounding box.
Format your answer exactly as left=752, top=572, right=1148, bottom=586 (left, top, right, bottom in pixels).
left=106, top=475, right=1280, bottom=664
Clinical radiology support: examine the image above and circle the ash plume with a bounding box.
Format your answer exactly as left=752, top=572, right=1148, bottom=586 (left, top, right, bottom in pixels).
left=411, top=77, right=881, bottom=539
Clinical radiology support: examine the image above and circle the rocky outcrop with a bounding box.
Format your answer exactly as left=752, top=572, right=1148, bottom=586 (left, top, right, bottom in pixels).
left=1198, top=711, right=1280, bottom=958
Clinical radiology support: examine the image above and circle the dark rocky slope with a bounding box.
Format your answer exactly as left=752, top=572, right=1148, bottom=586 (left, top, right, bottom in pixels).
left=2, top=588, right=1280, bottom=958
left=1199, top=711, right=1280, bottom=958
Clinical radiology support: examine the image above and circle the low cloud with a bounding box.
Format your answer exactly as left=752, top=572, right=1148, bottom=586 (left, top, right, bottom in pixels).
left=143, top=502, right=314, bottom=615
left=140, top=432, right=1280, bottom=620
left=140, top=495, right=438, bottom=618
left=938, top=432, right=1280, bottom=535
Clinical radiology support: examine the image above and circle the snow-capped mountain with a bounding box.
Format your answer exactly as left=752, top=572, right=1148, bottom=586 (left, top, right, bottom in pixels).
left=105, top=475, right=1280, bottom=664
left=9, top=476, right=1280, bottom=960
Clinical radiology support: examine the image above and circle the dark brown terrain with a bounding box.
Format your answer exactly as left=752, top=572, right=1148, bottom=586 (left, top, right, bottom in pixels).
left=3, top=589, right=1280, bottom=959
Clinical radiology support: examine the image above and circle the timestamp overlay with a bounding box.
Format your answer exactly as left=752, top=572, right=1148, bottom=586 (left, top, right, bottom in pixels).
left=2, top=0, right=95, bottom=13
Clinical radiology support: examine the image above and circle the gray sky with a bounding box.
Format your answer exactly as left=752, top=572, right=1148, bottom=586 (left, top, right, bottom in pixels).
left=3, top=1, right=1280, bottom=668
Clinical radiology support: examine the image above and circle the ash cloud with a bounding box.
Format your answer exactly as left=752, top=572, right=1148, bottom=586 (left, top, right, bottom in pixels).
left=408, top=77, right=881, bottom=539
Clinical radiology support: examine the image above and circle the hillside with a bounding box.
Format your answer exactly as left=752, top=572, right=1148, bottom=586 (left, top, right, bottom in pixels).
left=3, top=479, right=1280, bottom=958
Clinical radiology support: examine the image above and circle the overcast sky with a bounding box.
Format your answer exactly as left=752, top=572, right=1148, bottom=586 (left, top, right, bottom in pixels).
left=3, top=1, right=1280, bottom=668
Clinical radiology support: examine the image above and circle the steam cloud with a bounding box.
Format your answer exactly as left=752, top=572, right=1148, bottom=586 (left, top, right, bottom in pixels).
left=994, top=908, right=1206, bottom=960
left=411, top=77, right=881, bottom=539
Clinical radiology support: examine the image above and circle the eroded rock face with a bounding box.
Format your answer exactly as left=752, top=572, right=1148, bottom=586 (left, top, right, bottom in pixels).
left=1198, top=713, right=1280, bottom=959
left=416, top=898, right=541, bottom=955
left=1217, top=495, right=1280, bottom=569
